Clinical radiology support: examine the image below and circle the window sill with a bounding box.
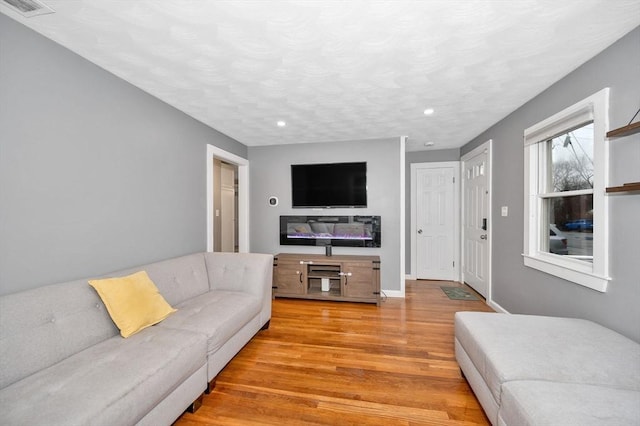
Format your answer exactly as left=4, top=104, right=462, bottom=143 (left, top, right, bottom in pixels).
left=522, top=254, right=609, bottom=292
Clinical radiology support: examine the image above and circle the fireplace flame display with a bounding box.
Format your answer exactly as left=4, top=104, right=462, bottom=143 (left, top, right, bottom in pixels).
left=280, top=216, right=381, bottom=248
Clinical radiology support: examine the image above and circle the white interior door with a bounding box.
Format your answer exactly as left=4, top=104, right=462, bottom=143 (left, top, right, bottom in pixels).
left=462, top=142, right=491, bottom=297
left=414, top=163, right=459, bottom=280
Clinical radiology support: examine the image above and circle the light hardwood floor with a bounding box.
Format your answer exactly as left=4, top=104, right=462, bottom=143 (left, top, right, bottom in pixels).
left=175, top=280, right=494, bottom=425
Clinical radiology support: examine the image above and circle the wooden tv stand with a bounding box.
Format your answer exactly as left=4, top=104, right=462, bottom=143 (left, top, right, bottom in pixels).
left=273, top=253, right=381, bottom=305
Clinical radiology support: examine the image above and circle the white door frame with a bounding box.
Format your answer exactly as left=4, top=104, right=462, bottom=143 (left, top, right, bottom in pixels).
left=410, top=161, right=460, bottom=281
left=207, top=145, right=249, bottom=253
left=460, top=140, right=492, bottom=303
left=387, top=135, right=407, bottom=298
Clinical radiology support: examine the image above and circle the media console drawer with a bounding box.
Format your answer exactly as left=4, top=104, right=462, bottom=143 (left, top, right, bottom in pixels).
left=272, top=253, right=380, bottom=306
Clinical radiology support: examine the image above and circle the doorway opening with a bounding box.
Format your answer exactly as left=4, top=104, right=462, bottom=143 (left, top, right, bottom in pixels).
left=213, top=159, right=238, bottom=252
left=206, top=145, right=249, bottom=253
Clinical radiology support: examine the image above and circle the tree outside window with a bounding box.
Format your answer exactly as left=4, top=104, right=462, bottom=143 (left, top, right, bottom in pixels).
left=544, top=123, right=594, bottom=261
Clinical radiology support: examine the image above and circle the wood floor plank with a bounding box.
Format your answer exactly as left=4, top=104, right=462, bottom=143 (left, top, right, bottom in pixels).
left=174, top=280, right=493, bottom=425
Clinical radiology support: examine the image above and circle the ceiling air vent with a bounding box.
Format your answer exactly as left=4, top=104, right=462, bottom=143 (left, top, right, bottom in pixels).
left=1, top=0, right=55, bottom=17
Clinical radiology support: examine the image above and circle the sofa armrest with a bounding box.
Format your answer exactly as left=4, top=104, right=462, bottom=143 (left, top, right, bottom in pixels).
left=203, top=252, right=273, bottom=324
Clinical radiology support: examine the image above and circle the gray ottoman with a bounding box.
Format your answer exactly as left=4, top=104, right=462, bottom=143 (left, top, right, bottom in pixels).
left=454, top=312, right=640, bottom=425
left=499, top=381, right=640, bottom=426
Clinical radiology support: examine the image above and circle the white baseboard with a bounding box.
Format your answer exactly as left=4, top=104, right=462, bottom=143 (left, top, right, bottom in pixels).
left=382, top=289, right=405, bottom=298
left=488, top=300, right=509, bottom=313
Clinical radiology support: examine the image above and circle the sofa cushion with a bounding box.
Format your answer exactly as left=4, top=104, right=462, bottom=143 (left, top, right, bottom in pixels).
left=159, top=290, right=261, bottom=354
left=204, top=252, right=273, bottom=296
left=0, top=279, right=118, bottom=390
left=0, top=327, right=207, bottom=426
left=498, top=381, right=640, bottom=426
left=89, top=271, right=177, bottom=338
left=108, top=253, right=210, bottom=307
left=455, top=312, right=640, bottom=404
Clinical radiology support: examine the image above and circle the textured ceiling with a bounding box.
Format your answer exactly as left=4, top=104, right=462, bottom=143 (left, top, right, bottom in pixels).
left=2, top=1, right=639, bottom=151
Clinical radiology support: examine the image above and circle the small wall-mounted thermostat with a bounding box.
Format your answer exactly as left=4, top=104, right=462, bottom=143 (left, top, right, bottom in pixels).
left=268, top=196, right=279, bottom=207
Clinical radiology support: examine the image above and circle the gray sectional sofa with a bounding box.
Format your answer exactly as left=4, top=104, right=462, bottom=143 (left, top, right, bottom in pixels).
left=0, top=251, right=273, bottom=426
left=455, top=311, right=640, bottom=426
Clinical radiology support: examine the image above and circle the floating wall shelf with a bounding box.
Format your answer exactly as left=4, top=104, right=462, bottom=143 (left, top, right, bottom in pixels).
left=606, top=182, right=640, bottom=193
left=606, top=121, right=640, bottom=138
left=605, top=121, right=639, bottom=194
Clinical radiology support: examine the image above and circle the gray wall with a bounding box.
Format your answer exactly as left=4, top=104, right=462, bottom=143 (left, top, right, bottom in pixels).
left=461, top=27, right=640, bottom=341
left=0, top=14, right=247, bottom=296
left=249, top=138, right=403, bottom=292
left=404, top=148, right=460, bottom=273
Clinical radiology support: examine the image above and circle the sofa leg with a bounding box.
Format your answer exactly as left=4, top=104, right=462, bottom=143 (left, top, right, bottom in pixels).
left=460, top=368, right=466, bottom=380
left=261, top=320, right=270, bottom=330
left=205, top=378, right=217, bottom=394
left=186, top=393, right=204, bottom=413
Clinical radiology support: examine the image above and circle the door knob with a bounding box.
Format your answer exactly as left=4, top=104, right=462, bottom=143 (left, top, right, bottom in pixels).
left=418, top=229, right=423, bottom=234
left=480, top=234, right=487, bottom=240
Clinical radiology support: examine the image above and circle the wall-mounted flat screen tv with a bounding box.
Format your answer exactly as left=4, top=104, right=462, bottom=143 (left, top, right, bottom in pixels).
left=291, top=162, right=367, bottom=208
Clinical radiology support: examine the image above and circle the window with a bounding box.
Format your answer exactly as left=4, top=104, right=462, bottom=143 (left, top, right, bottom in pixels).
left=523, top=89, right=609, bottom=292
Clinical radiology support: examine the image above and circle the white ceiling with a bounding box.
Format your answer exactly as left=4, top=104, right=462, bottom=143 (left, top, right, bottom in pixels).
left=2, top=1, right=639, bottom=151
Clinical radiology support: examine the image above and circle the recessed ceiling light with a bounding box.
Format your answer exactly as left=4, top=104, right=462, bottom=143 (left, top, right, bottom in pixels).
left=423, top=108, right=435, bottom=116
left=424, top=142, right=435, bottom=147
left=2, top=0, right=55, bottom=17
left=277, top=121, right=286, bottom=127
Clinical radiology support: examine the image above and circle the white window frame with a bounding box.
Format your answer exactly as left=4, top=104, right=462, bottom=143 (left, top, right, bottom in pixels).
left=523, top=88, right=610, bottom=292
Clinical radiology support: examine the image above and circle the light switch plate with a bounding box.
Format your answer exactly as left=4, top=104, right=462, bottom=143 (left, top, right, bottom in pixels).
left=501, top=206, right=508, bottom=217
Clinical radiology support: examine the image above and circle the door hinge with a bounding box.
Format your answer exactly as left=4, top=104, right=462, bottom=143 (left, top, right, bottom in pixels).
left=453, top=261, right=455, bottom=267
left=453, top=177, right=455, bottom=183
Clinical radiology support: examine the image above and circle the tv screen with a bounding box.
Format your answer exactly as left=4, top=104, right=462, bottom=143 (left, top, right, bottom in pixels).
left=291, top=162, right=367, bottom=208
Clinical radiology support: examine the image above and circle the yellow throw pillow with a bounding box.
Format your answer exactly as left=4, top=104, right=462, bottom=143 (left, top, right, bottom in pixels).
left=89, top=271, right=176, bottom=338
